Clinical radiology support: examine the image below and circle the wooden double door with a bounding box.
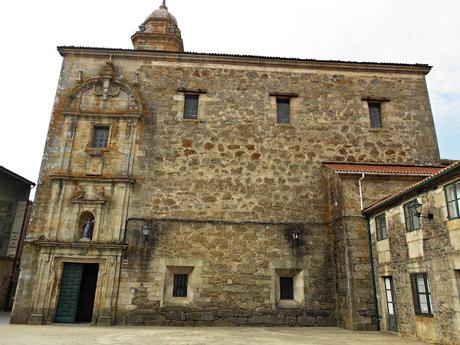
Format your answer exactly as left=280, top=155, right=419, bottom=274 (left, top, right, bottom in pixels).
left=55, top=263, right=99, bottom=323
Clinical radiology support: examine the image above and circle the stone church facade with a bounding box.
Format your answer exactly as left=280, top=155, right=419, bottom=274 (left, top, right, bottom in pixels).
left=11, top=1, right=443, bottom=334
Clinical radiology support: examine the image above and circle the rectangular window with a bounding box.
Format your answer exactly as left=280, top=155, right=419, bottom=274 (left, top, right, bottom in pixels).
left=404, top=200, right=421, bottom=232
left=410, top=273, right=433, bottom=316
left=183, top=94, right=199, bottom=120
left=280, top=277, right=294, bottom=300
left=92, top=126, right=109, bottom=148
left=376, top=214, right=388, bottom=241
left=369, top=102, right=382, bottom=128
left=445, top=181, right=460, bottom=219
left=173, top=274, right=188, bottom=297
left=456, top=270, right=460, bottom=299
left=276, top=98, right=291, bottom=124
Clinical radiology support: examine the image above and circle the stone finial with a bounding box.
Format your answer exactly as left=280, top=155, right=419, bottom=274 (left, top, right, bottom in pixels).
left=161, top=0, right=167, bottom=9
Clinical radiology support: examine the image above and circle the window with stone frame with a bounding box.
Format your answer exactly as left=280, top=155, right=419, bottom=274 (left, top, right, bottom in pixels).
left=456, top=270, right=460, bottom=299
left=368, top=102, right=383, bottom=128
left=375, top=213, right=388, bottom=241
left=404, top=200, right=421, bottom=232
left=92, top=126, right=110, bottom=148
left=410, top=273, right=433, bottom=316
left=276, top=98, right=291, bottom=124
left=445, top=181, right=460, bottom=219
left=183, top=94, right=199, bottom=120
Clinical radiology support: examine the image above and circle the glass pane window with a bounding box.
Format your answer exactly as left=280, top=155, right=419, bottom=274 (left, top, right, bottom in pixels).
left=369, top=102, right=382, bottom=128
left=404, top=200, right=421, bottom=232
left=375, top=214, right=388, bottom=241
left=92, top=127, right=109, bottom=148
left=276, top=98, right=291, bottom=124
left=411, top=273, right=433, bottom=316
left=184, top=94, right=199, bottom=120
left=445, top=182, right=460, bottom=219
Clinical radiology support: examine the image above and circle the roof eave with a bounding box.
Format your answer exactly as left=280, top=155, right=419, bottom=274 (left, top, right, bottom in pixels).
left=363, top=163, right=460, bottom=216
left=57, top=46, right=433, bottom=75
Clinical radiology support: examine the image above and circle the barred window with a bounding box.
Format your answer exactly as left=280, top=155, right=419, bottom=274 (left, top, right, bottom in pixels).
left=410, top=273, right=433, bottom=316
left=445, top=181, right=460, bottom=219
left=404, top=200, right=421, bottom=232
left=376, top=214, right=388, bottom=241
left=173, top=274, right=188, bottom=297
left=369, top=102, right=382, bottom=128
left=92, top=126, right=109, bottom=148
left=276, top=98, right=290, bottom=124
left=184, top=94, right=199, bottom=120
left=280, top=277, right=294, bottom=300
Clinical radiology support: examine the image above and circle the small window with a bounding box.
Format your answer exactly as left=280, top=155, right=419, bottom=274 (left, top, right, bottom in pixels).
left=410, top=273, right=433, bottom=316
left=280, top=277, right=294, bottom=300
left=173, top=274, right=188, bottom=297
left=369, top=102, right=382, bottom=128
left=92, top=126, right=109, bottom=148
left=183, top=94, right=199, bottom=120
left=276, top=98, right=291, bottom=124
left=445, top=181, right=460, bottom=219
left=404, top=200, right=421, bottom=232
left=376, top=214, right=388, bottom=241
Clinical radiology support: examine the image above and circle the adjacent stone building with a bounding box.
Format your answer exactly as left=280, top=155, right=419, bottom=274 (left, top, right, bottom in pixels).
left=364, top=161, right=460, bottom=345
left=10, top=0, right=447, bottom=336
left=0, top=166, right=34, bottom=311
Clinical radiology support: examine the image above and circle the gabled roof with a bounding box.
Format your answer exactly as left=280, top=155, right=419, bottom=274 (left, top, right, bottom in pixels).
left=0, top=166, right=35, bottom=186
left=323, top=162, right=443, bottom=176
left=363, top=160, right=460, bottom=216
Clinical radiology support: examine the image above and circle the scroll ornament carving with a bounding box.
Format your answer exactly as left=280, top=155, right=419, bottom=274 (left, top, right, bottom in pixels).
left=62, top=58, right=142, bottom=114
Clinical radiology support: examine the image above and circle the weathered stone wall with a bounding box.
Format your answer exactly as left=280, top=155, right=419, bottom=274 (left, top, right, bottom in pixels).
left=117, top=220, right=336, bottom=326
left=12, top=49, right=441, bottom=327
left=326, top=172, right=427, bottom=330
left=370, top=180, right=460, bottom=345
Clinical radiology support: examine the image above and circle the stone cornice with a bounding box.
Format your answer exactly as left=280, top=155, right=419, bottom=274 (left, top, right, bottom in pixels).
left=32, top=240, right=127, bottom=250
left=49, top=174, right=136, bottom=184
left=58, top=46, right=432, bottom=75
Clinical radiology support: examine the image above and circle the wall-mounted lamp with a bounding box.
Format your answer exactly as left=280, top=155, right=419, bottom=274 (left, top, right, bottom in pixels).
left=291, top=227, right=302, bottom=248
left=413, top=201, right=434, bottom=220
left=142, top=223, right=151, bottom=240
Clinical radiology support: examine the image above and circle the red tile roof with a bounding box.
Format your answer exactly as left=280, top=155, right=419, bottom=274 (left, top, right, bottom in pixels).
left=363, top=160, right=460, bottom=215
left=323, top=162, right=443, bottom=176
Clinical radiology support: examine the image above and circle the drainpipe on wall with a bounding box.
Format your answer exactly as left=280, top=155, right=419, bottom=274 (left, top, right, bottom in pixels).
left=359, top=173, right=365, bottom=211
left=358, top=173, right=380, bottom=330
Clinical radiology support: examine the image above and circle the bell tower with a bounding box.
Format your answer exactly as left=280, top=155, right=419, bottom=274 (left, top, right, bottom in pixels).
left=131, top=0, right=184, bottom=52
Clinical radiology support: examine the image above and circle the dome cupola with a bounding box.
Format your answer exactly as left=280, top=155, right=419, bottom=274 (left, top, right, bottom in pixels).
left=131, top=1, right=184, bottom=52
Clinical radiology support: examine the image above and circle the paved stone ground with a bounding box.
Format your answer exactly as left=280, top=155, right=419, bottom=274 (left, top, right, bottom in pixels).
left=0, top=313, right=428, bottom=345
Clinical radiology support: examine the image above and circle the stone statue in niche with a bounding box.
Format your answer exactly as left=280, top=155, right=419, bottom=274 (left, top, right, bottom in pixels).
left=82, top=218, right=95, bottom=240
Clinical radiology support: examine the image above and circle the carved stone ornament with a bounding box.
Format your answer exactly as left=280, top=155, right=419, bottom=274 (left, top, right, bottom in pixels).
left=93, top=60, right=121, bottom=101
left=61, top=58, right=143, bottom=115
left=71, top=185, right=107, bottom=205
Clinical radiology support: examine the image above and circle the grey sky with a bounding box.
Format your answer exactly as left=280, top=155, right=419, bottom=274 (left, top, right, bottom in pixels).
left=0, top=0, right=458, bottom=187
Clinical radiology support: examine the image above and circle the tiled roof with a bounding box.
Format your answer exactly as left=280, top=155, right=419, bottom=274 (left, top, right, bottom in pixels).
left=363, top=160, right=460, bottom=215
left=323, top=162, right=443, bottom=176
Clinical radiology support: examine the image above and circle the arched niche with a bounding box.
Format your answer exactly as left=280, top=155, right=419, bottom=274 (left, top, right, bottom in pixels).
left=78, top=211, right=95, bottom=240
